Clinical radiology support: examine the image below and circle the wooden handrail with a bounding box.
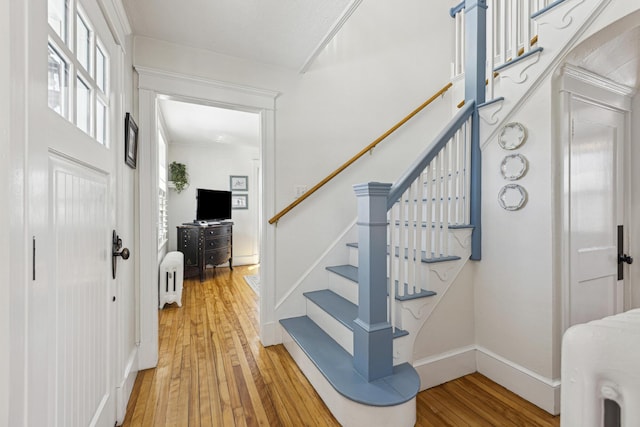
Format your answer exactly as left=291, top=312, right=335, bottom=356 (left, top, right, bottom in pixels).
left=268, top=81, right=454, bottom=225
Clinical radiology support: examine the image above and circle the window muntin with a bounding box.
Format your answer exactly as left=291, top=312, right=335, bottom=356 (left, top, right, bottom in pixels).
left=47, top=0, right=110, bottom=146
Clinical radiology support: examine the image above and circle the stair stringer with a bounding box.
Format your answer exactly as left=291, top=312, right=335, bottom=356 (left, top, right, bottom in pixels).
left=479, top=0, right=611, bottom=148
left=391, top=227, right=473, bottom=365
left=450, top=0, right=612, bottom=149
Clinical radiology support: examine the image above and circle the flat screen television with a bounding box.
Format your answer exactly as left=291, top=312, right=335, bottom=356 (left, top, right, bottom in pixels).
left=196, top=188, right=232, bottom=222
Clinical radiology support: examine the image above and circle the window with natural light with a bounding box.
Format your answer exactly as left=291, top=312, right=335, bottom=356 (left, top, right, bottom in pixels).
left=47, top=0, right=110, bottom=145
left=158, top=130, right=168, bottom=248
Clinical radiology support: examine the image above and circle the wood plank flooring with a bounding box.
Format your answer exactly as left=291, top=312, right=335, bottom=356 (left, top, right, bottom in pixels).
left=122, top=265, right=560, bottom=427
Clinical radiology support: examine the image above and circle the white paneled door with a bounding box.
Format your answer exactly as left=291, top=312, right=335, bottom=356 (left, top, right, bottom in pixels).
left=569, top=97, right=625, bottom=327
left=28, top=1, right=121, bottom=425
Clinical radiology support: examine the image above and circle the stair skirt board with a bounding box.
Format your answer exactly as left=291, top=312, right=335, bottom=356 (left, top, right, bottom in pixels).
left=281, top=321, right=417, bottom=427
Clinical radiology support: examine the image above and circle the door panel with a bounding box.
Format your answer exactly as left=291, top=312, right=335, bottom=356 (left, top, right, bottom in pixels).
left=569, top=97, right=625, bottom=327
left=50, top=154, right=113, bottom=427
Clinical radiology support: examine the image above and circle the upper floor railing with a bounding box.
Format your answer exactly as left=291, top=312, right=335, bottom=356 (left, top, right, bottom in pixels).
left=451, top=0, right=561, bottom=99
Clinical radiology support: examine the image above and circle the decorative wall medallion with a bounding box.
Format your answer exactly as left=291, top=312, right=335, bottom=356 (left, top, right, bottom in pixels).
left=500, top=154, right=528, bottom=180
left=498, top=122, right=527, bottom=150
left=498, top=184, right=527, bottom=211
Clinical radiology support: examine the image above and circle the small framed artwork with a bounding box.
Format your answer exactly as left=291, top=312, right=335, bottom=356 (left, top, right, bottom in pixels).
left=124, top=113, right=138, bottom=169
left=231, top=193, right=248, bottom=209
left=230, top=175, right=248, bottom=191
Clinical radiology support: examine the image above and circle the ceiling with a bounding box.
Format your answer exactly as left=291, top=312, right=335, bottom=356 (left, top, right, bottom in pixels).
left=569, top=26, right=640, bottom=90
left=158, top=99, right=260, bottom=148
left=122, top=0, right=354, bottom=71
left=124, top=0, right=358, bottom=147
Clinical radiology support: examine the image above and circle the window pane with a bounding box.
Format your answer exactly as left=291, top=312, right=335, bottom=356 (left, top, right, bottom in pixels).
left=48, top=44, right=68, bottom=117
left=48, top=0, right=67, bottom=42
left=76, top=14, right=90, bottom=72
left=76, top=77, right=90, bottom=134
left=96, top=45, right=106, bottom=92
left=96, top=100, right=107, bottom=144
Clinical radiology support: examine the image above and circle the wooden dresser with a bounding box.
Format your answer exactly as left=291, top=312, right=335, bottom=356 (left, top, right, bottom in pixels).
left=177, top=222, right=233, bottom=281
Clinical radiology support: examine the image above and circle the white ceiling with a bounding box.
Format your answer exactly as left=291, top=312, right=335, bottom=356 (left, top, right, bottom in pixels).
left=122, top=0, right=354, bottom=71
left=158, top=99, right=260, bottom=147
left=125, top=0, right=358, bottom=147
left=569, top=26, right=640, bottom=89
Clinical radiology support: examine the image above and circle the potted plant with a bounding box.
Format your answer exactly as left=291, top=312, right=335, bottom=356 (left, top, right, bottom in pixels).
left=169, top=161, right=189, bottom=193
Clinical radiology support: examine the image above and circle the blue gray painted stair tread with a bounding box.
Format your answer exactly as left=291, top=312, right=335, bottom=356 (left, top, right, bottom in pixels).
left=393, top=220, right=474, bottom=230
left=304, top=289, right=408, bottom=339
left=494, top=46, right=544, bottom=73
left=280, top=316, right=420, bottom=407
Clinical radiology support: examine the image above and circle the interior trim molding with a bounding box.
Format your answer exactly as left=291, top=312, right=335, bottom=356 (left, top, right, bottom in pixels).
left=562, top=63, right=635, bottom=98
left=136, top=66, right=280, bottom=108
left=96, top=0, right=132, bottom=48
left=298, top=0, right=363, bottom=74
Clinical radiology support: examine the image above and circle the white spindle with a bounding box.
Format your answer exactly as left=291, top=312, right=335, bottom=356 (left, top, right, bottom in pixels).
left=442, top=144, right=451, bottom=256
left=455, top=10, right=462, bottom=76
left=398, top=190, right=406, bottom=296
left=523, top=0, right=531, bottom=55
left=455, top=129, right=463, bottom=224
left=415, top=172, right=425, bottom=293
left=434, top=152, right=442, bottom=257
left=487, top=0, right=496, bottom=100
left=499, top=0, right=507, bottom=64
left=425, top=165, right=433, bottom=259
left=388, top=205, right=396, bottom=331
left=407, top=182, right=416, bottom=295
left=464, top=120, right=472, bottom=224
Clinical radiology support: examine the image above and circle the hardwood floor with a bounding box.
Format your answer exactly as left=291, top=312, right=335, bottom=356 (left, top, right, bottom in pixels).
left=122, top=265, right=560, bottom=427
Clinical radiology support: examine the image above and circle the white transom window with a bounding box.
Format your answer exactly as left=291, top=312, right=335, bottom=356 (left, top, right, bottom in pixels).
left=47, top=0, right=110, bottom=145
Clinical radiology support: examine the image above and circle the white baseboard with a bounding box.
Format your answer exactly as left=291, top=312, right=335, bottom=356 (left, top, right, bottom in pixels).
left=476, top=346, right=560, bottom=415
left=414, top=346, right=477, bottom=390
left=232, top=255, right=258, bottom=266
left=260, top=321, right=281, bottom=346
left=116, top=347, right=139, bottom=425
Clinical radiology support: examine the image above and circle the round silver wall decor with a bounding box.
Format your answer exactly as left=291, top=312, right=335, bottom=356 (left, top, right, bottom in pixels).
left=500, top=154, right=528, bottom=180
left=498, top=122, right=527, bottom=150
left=498, top=184, right=527, bottom=211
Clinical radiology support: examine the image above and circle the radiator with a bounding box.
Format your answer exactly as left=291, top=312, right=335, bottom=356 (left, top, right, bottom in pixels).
left=159, top=251, right=184, bottom=309
left=561, top=309, right=640, bottom=427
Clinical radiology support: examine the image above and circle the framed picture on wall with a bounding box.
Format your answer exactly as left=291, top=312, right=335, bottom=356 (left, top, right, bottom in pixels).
left=124, top=112, right=138, bottom=169
left=231, top=194, right=248, bottom=209
left=230, top=175, right=248, bottom=191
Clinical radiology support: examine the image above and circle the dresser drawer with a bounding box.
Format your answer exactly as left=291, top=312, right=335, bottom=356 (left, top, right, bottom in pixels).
left=204, top=235, right=230, bottom=251
left=203, top=248, right=231, bottom=266
left=204, top=225, right=231, bottom=238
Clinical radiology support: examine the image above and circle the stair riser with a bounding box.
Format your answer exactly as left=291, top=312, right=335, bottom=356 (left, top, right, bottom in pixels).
left=306, top=297, right=412, bottom=366
left=328, top=273, right=359, bottom=305
left=306, top=298, right=354, bottom=355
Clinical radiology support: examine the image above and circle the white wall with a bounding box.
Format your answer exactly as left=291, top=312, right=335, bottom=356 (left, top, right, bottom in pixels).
left=0, top=0, right=10, bottom=423
left=167, top=142, right=260, bottom=265
left=135, top=0, right=456, bottom=327
left=475, top=76, right=557, bottom=379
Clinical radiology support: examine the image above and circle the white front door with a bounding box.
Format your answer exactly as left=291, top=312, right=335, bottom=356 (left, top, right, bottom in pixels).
left=27, top=0, right=121, bottom=425
left=569, top=96, right=625, bottom=327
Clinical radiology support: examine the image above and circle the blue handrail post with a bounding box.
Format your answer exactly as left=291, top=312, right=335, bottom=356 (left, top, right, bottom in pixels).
left=464, top=0, right=487, bottom=261
left=353, top=182, right=394, bottom=381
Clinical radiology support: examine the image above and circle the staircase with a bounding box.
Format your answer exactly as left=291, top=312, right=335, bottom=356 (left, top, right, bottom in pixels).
left=277, top=0, right=608, bottom=425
